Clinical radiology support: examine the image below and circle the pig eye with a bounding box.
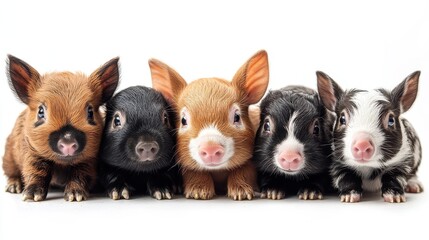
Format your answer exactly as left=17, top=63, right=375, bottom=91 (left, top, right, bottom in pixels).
left=263, top=119, right=271, bottom=133
left=387, top=114, right=395, bottom=128
left=313, top=120, right=320, bottom=135
left=113, top=114, right=121, bottom=127
left=180, top=108, right=190, bottom=130
left=87, top=105, right=95, bottom=124
left=162, top=111, right=170, bottom=127
left=233, top=112, right=241, bottom=124
left=181, top=116, right=188, bottom=126
left=37, top=105, right=45, bottom=119
left=339, top=112, right=347, bottom=125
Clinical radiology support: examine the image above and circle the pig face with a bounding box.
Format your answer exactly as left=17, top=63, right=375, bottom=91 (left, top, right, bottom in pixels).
left=7, top=55, right=119, bottom=164
left=149, top=51, right=269, bottom=171
left=100, top=86, right=176, bottom=172
left=317, top=71, right=420, bottom=169
left=254, top=87, right=331, bottom=177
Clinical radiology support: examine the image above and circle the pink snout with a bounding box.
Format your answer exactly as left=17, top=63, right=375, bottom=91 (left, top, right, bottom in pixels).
left=277, top=151, right=303, bottom=171
left=351, top=133, right=374, bottom=161
left=57, top=138, right=78, bottom=156
left=198, top=143, right=225, bottom=166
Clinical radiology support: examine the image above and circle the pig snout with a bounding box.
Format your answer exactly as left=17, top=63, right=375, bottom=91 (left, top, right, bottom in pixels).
left=351, top=132, right=374, bottom=161
left=57, top=135, right=79, bottom=156
left=277, top=150, right=303, bottom=171
left=198, top=142, right=225, bottom=165
left=135, top=141, right=159, bottom=161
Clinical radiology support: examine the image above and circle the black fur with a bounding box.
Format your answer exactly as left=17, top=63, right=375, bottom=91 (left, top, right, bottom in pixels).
left=253, top=86, right=334, bottom=199
left=98, top=86, right=181, bottom=199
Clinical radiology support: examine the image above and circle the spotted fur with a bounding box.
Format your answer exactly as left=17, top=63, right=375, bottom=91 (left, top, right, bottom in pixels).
left=317, top=71, right=423, bottom=203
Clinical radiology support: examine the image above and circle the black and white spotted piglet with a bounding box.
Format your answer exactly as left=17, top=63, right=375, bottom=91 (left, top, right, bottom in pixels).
left=253, top=86, right=334, bottom=200
left=317, top=71, right=423, bottom=203
left=99, top=86, right=181, bottom=200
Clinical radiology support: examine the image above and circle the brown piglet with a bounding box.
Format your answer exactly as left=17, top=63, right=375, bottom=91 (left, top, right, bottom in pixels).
left=149, top=50, right=269, bottom=200
left=3, top=55, right=119, bottom=202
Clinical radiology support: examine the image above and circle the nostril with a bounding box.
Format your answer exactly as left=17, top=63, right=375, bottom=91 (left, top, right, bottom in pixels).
left=71, top=143, right=78, bottom=150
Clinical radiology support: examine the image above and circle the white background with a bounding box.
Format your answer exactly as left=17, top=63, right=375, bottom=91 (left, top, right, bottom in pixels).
left=0, top=0, right=428, bottom=239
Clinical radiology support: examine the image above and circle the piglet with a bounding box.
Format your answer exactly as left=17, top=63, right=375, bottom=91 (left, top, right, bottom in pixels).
left=317, top=71, right=423, bottom=203
left=3, top=55, right=119, bottom=201
left=98, top=86, right=180, bottom=200
left=149, top=50, right=269, bottom=200
left=253, top=86, right=334, bottom=200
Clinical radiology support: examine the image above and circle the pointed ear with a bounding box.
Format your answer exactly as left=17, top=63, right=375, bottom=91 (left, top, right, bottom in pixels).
left=392, top=71, right=420, bottom=113
left=232, top=50, right=269, bottom=105
left=7, top=55, right=41, bottom=104
left=90, top=57, right=120, bottom=103
left=149, top=59, right=187, bottom=104
left=316, top=71, right=343, bottom=111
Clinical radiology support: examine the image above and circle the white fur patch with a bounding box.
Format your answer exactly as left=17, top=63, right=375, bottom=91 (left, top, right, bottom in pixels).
left=343, top=91, right=387, bottom=169
left=273, top=113, right=305, bottom=175
left=189, top=126, right=234, bottom=170
left=382, top=119, right=412, bottom=168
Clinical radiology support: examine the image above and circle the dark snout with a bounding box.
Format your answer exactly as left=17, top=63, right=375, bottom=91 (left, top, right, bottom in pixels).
left=49, top=125, right=86, bottom=158
left=135, top=141, right=159, bottom=161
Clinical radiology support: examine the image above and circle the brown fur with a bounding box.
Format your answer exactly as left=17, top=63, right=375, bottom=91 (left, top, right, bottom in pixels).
left=150, top=50, right=269, bottom=200
left=3, top=55, right=119, bottom=201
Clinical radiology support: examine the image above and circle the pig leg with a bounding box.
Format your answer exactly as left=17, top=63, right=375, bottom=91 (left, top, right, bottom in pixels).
left=332, top=167, right=363, bottom=203
left=183, top=169, right=215, bottom=200
left=3, top=140, right=23, bottom=193
left=22, top=157, right=53, bottom=202
left=227, top=161, right=256, bottom=201
left=258, top=172, right=286, bottom=200
left=298, top=182, right=323, bottom=200
left=381, top=168, right=407, bottom=203
left=297, top=174, right=329, bottom=200
left=99, top=163, right=130, bottom=200
left=63, top=162, right=95, bottom=202
left=405, top=175, right=423, bottom=193
left=147, top=170, right=176, bottom=200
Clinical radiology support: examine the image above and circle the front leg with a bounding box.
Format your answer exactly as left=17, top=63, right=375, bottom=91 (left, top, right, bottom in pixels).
left=227, top=161, right=256, bottom=201
left=298, top=182, right=323, bottom=200
left=99, top=162, right=130, bottom=200
left=381, top=168, right=407, bottom=203
left=332, top=167, right=363, bottom=203
left=22, top=157, right=53, bottom=202
left=147, top=170, right=177, bottom=200
left=258, top=172, right=286, bottom=200
left=183, top=169, right=215, bottom=200
left=63, top=162, right=96, bottom=202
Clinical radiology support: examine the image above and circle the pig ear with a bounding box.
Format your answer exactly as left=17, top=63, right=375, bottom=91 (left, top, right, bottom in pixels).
left=149, top=59, right=187, bottom=104
left=7, top=55, right=41, bottom=104
left=316, top=71, right=343, bottom=111
left=232, top=50, right=269, bottom=105
left=90, top=57, right=120, bottom=103
left=392, top=71, right=420, bottom=113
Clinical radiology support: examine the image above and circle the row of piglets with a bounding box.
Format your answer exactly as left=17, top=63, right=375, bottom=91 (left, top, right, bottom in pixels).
left=3, top=51, right=423, bottom=203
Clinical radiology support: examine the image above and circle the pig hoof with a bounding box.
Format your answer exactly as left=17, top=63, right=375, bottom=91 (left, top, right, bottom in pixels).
left=260, top=189, right=285, bottom=200
left=405, top=178, right=423, bottom=193
left=298, top=188, right=323, bottom=200
left=383, top=190, right=406, bottom=203
left=340, top=190, right=361, bottom=203
left=64, top=188, right=88, bottom=202
left=151, top=189, right=173, bottom=200
left=108, top=187, right=130, bottom=200
left=5, top=178, right=23, bottom=194
left=228, top=186, right=254, bottom=201
left=184, top=186, right=215, bottom=200
left=22, top=185, right=47, bottom=202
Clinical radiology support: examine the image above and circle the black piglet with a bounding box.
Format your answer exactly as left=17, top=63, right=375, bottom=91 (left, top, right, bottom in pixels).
left=99, top=86, right=181, bottom=200
left=253, top=86, right=334, bottom=200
